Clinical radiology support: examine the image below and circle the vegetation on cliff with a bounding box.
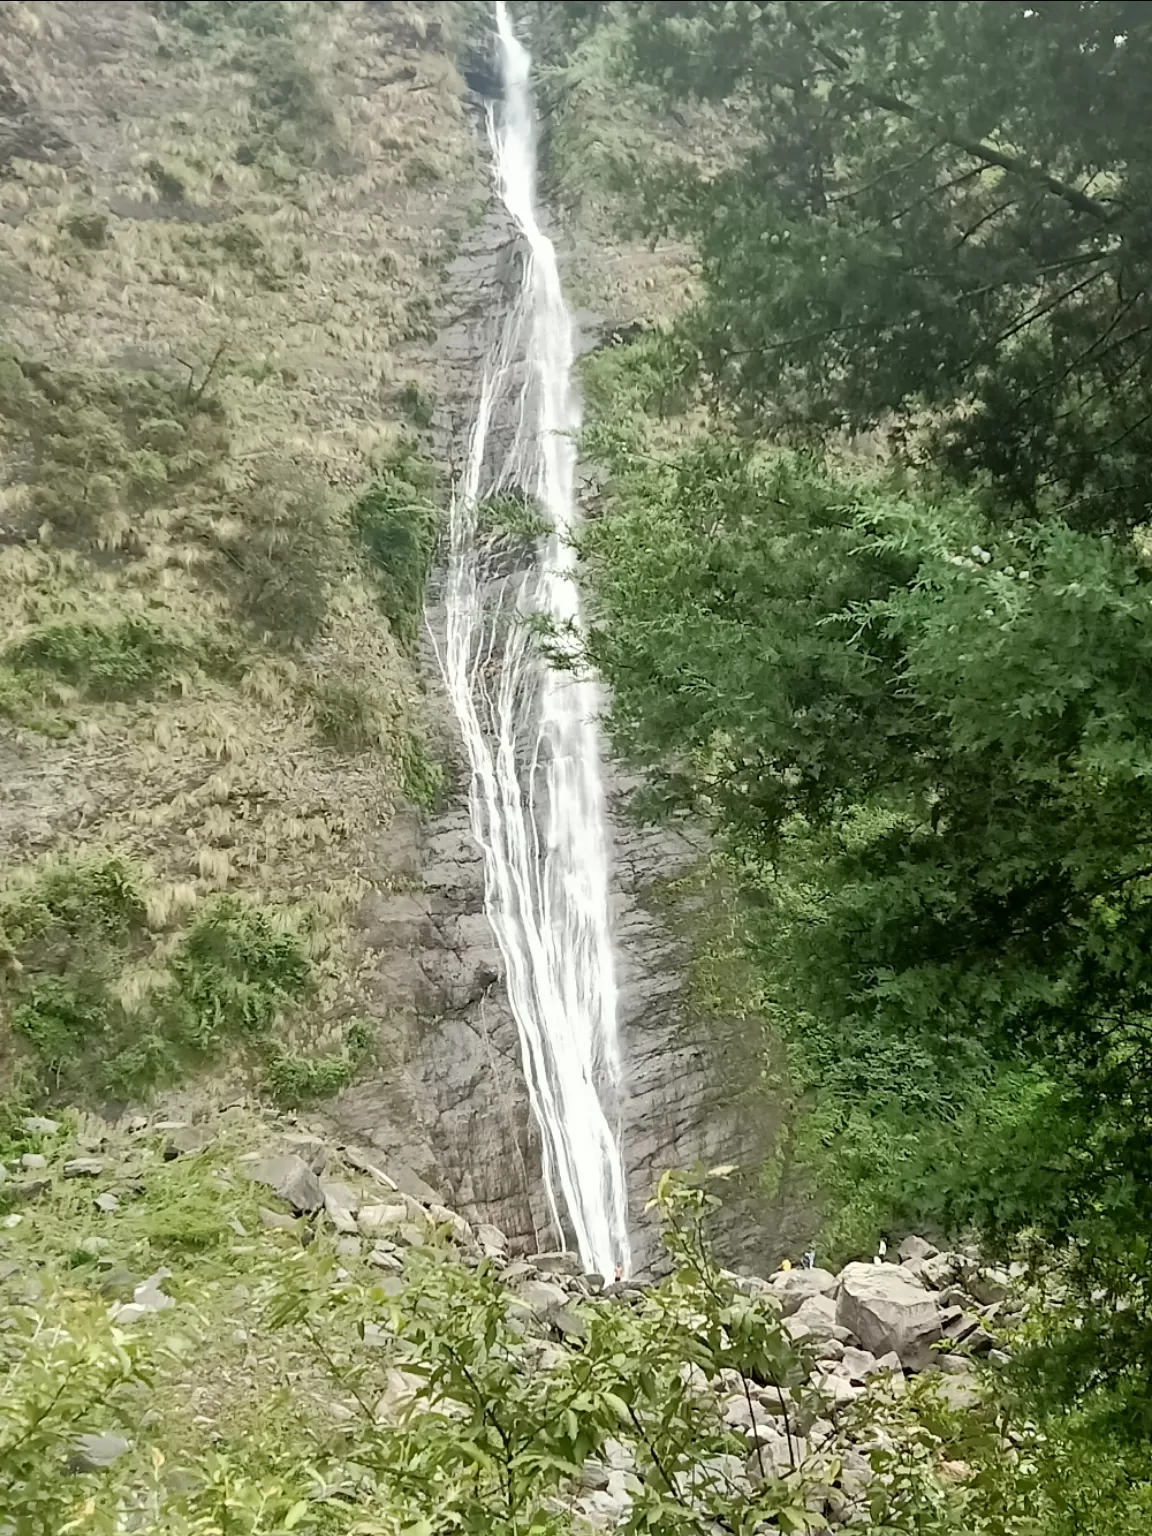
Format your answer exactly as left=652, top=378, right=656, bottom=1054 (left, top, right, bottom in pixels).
left=0, top=0, right=476, bottom=1118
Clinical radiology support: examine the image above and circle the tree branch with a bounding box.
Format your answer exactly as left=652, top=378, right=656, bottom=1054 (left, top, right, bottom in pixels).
left=782, top=3, right=1120, bottom=226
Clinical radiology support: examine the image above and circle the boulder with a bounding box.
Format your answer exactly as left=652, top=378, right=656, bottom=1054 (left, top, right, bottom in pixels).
left=836, top=1262, right=943, bottom=1371
left=516, top=1278, right=569, bottom=1315
left=897, top=1235, right=939, bottom=1263
left=838, top=1346, right=881, bottom=1383
left=23, top=1116, right=60, bottom=1136
left=785, top=1292, right=853, bottom=1346
left=63, top=1158, right=105, bottom=1178
left=356, top=1202, right=408, bottom=1235
left=163, top=1125, right=214, bottom=1159
left=533, top=1250, right=583, bottom=1276
left=245, top=1154, right=323, bottom=1214
left=919, top=1251, right=964, bottom=1290
left=968, top=1266, right=1012, bottom=1306
left=69, top=1432, right=130, bottom=1472
left=20, top=1154, right=47, bottom=1171
left=476, top=1222, right=508, bottom=1258
left=768, top=1267, right=839, bottom=1316
left=95, top=1192, right=120, bottom=1214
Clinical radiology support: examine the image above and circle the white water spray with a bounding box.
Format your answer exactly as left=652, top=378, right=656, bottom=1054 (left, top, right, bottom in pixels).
left=433, top=1, right=631, bottom=1279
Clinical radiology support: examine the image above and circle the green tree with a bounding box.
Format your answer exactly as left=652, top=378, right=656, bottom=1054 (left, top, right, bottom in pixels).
left=579, top=403, right=1152, bottom=1429
left=611, top=0, right=1152, bottom=532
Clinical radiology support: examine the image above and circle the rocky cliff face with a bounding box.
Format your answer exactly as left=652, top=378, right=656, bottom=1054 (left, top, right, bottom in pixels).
left=0, top=0, right=802, bottom=1278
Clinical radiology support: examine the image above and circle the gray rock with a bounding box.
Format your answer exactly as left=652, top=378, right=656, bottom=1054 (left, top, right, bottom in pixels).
left=69, top=1432, right=130, bottom=1472
left=839, top=1346, right=881, bottom=1383
left=919, top=1251, right=965, bottom=1290
left=897, top=1235, right=939, bottom=1263
left=369, top=1245, right=403, bottom=1271
left=836, top=1262, right=943, bottom=1371
left=164, top=1125, right=214, bottom=1158
left=20, top=1154, right=47, bottom=1171
left=357, top=1202, right=408, bottom=1235
left=110, top=1270, right=174, bottom=1324
left=812, top=1368, right=864, bottom=1406
left=960, top=1326, right=997, bottom=1356
left=398, top=1222, right=428, bottom=1247
left=934, top=1375, right=983, bottom=1411
left=968, top=1267, right=1012, bottom=1306
left=550, top=1307, right=587, bottom=1340
left=321, top=1181, right=361, bottom=1216
left=259, top=1207, right=299, bottom=1232
left=532, top=1250, right=582, bottom=1276
left=768, top=1267, right=839, bottom=1316
left=335, top=1236, right=361, bottom=1259
left=64, top=1159, right=104, bottom=1178
left=785, top=1292, right=853, bottom=1345
left=14, top=1178, right=52, bottom=1203
left=579, top=1460, right=611, bottom=1492
left=476, top=1222, right=508, bottom=1257
left=22, top=1116, right=59, bottom=1136
left=516, top=1278, right=569, bottom=1315
left=95, top=1192, right=120, bottom=1214
left=246, top=1155, right=323, bottom=1214
left=281, top=1135, right=328, bottom=1173
left=937, top=1353, right=976, bottom=1374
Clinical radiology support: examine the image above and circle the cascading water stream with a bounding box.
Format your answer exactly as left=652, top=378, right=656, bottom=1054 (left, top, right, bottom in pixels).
left=432, top=0, right=631, bottom=1279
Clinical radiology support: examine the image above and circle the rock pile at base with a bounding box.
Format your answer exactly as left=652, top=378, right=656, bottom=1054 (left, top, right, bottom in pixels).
left=2, top=1112, right=1026, bottom=1533
left=234, top=1131, right=1022, bottom=1531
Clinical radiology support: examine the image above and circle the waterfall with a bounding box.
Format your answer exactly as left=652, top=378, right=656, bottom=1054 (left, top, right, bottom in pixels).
left=433, top=0, right=631, bottom=1279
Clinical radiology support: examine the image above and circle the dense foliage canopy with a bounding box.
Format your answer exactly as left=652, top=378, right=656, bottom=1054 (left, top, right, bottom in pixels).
left=615, top=1, right=1152, bottom=534
left=560, top=0, right=1152, bottom=1454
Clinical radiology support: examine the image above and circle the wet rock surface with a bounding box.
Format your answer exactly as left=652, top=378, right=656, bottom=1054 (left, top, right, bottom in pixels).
left=331, top=182, right=810, bottom=1274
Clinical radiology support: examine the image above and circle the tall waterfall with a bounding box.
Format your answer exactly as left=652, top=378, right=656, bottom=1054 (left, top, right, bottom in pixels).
left=434, top=0, right=631, bottom=1279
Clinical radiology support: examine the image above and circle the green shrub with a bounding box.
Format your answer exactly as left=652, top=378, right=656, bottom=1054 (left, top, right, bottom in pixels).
left=0, top=667, right=75, bottom=738
left=352, top=444, right=441, bottom=649
left=166, top=895, right=312, bottom=1052
left=308, top=678, right=377, bottom=752
left=218, top=467, right=336, bottom=644
left=398, top=380, right=435, bottom=430
left=63, top=210, right=109, bottom=248
left=400, top=731, right=446, bottom=811
left=0, top=344, right=229, bottom=544
left=1, top=864, right=312, bottom=1102
left=262, top=1017, right=374, bottom=1107
left=5, top=619, right=183, bottom=702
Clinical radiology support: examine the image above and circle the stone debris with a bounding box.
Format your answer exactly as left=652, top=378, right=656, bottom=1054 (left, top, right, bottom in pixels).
left=768, top=1266, right=838, bottom=1315
left=243, top=1153, right=324, bottom=1214
left=68, top=1432, right=131, bottom=1472
left=109, top=1269, right=175, bottom=1325
left=63, top=1158, right=105, bottom=1178
left=836, top=1261, right=944, bottom=1371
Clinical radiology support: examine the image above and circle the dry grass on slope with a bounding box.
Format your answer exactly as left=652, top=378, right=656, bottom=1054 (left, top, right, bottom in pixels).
left=0, top=0, right=484, bottom=1108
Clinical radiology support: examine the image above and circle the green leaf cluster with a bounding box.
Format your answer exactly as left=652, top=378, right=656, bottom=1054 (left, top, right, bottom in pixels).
left=0, top=861, right=314, bottom=1102
left=352, top=442, right=442, bottom=650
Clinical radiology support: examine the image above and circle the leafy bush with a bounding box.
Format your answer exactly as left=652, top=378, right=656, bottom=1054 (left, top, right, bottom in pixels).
left=352, top=444, right=441, bottom=649
left=398, top=379, right=435, bottom=430
left=63, top=210, right=109, bottom=248
left=400, top=730, right=446, bottom=811
left=5, top=619, right=184, bottom=702
left=261, top=1018, right=373, bottom=1107
left=0, top=864, right=312, bottom=1102
left=0, top=344, right=228, bottom=545
left=165, top=895, right=313, bottom=1052
left=307, top=678, right=378, bottom=752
